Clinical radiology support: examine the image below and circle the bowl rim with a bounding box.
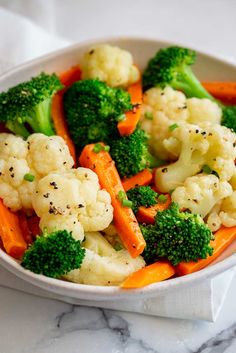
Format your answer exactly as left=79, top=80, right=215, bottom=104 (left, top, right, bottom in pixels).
left=0, top=35, right=236, bottom=300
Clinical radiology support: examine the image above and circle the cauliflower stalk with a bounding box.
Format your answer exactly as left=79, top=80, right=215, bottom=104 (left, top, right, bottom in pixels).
left=32, top=168, right=113, bottom=241
left=64, top=232, right=145, bottom=286
left=0, top=133, right=74, bottom=211
left=81, top=44, right=140, bottom=88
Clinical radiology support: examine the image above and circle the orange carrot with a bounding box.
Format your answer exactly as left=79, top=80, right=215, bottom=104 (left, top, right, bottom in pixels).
left=18, top=211, right=33, bottom=244
left=51, top=93, right=76, bottom=164
left=118, top=80, right=142, bottom=136
left=136, top=194, right=171, bottom=224
left=27, top=215, right=40, bottom=238
left=122, top=169, right=153, bottom=192
left=79, top=143, right=146, bottom=257
left=0, top=199, right=27, bottom=258
left=59, top=65, right=82, bottom=87
left=121, top=260, right=175, bottom=288
left=202, top=81, right=236, bottom=105
left=176, top=226, right=236, bottom=276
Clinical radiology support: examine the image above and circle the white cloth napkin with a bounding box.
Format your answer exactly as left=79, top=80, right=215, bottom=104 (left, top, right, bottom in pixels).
left=0, top=7, right=235, bottom=322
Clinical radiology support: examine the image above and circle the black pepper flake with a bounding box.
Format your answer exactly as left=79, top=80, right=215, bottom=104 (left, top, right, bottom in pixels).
left=49, top=205, right=64, bottom=215
left=45, top=145, right=49, bottom=150
left=49, top=201, right=53, bottom=205
left=233, top=142, right=236, bottom=147
left=63, top=161, right=67, bottom=165
left=89, top=49, right=94, bottom=55
left=50, top=181, right=58, bottom=190
left=0, top=172, right=2, bottom=176
left=201, top=131, right=207, bottom=135
left=161, top=167, right=168, bottom=173
left=4, top=143, right=8, bottom=146
left=78, top=204, right=84, bottom=208
left=9, top=167, right=14, bottom=172
left=209, top=133, right=213, bottom=136
left=195, top=129, right=199, bottom=133
left=85, top=173, right=88, bottom=178
left=43, top=193, right=50, bottom=198
left=10, top=173, right=14, bottom=178
left=59, top=149, right=62, bottom=152
left=66, top=205, right=71, bottom=209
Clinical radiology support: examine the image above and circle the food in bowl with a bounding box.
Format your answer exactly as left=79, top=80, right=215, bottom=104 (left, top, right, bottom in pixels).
left=0, top=43, right=236, bottom=289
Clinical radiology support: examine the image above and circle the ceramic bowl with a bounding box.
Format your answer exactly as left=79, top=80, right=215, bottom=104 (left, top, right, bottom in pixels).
left=0, top=37, right=236, bottom=301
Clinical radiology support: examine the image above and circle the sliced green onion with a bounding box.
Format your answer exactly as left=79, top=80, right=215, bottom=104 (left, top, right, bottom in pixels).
left=24, top=173, right=35, bottom=182
left=93, top=143, right=103, bottom=153
left=202, top=165, right=212, bottom=174
left=144, top=111, right=153, bottom=120
left=117, top=190, right=126, bottom=201
left=104, top=145, right=110, bottom=152
left=158, top=194, right=167, bottom=203
left=116, top=114, right=126, bottom=122
left=169, top=123, right=179, bottom=131
left=114, top=243, right=123, bottom=251
left=122, top=199, right=133, bottom=208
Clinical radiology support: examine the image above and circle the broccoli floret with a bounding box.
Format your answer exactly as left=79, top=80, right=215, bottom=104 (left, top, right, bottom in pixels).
left=221, top=106, right=236, bottom=132
left=0, top=72, right=63, bottom=138
left=21, top=230, right=85, bottom=278
left=142, top=46, right=213, bottom=99
left=63, top=79, right=132, bottom=148
left=142, top=46, right=236, bottom=133
left=126, top=186, right=158, bottom=213
left=140, top=202, right=213, bottom=266
left=110, top=129, right=164, bottom=178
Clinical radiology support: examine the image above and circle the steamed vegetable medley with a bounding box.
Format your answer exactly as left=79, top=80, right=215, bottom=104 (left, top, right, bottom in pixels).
left=1, top=45, right=236, bottom=289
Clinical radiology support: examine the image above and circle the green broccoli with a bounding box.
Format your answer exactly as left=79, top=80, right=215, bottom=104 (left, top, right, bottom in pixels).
left=0, top=72, right=63, bottom=138
left=63, top=79, right=132, bottom=148
left=140, top=202, right=213, bottom=266
left=21, top=230, right=85, bottom=278
left=142, top=46, right=236, bottom=132
left=110, top=129, right=164, bottom=178
left=126, top=185, right=158, bottom=213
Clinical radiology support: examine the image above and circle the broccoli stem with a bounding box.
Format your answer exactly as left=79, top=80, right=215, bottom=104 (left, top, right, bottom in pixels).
left=26, top=98, right=55, bottom=136
left=6, top=120, right=30, bottom=138
left=173, top=66, right=214, bottom=100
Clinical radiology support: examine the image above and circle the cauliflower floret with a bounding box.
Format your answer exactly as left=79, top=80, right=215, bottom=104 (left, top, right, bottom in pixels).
left=219, top=191, right=236, bottom=227
left=40, top=214, right=84, bottom=241
left=64, top=232, right=145, bottom=286
left=171, top=174, right=232, bottom=218
left=155, top=123, right=236, bottom=192
left=187, top=98, right=222, bottom=125
left=0, top=133, right=75, bottom=212
left=81, top=44, right=139, bottom=88
left=27, top=133, right=74, bottom=176
left=32, top=168, right=113, bottom=237
left=0, top=133, right=28, bottom=159
left=141, top=87, right=189, bottom=160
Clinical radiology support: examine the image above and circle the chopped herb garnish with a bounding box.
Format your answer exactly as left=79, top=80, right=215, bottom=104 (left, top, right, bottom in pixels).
left=24, top=173, right=35, bottom=182
left=144, top=111, right=153, bottom=120
left=158, top=194, right=167, bottom=203
left=104, top=145, right=110, bottom=152
left=116, top=114, right=126, bottom=122
left=114, top=243, right=123, bottom=251
left=122, top=199, right=133, bottom=208
left=93, top=143, right=103, bottom=153
left=169, top=123, right=179, bottom=131
left=202, top=165, right=212, bottom=174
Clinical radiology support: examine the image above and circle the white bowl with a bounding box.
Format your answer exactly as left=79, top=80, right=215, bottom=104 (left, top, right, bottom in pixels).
left=0, top=37, right=236, bottom=301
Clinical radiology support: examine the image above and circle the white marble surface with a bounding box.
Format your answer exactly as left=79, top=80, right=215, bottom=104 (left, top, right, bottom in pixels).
left=0, top=0, right=236, bottom=352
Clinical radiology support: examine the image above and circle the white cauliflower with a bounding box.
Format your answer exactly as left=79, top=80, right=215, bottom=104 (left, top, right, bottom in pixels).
left=155, top=123, right=236, bottom=192
left=219, top=192, right=236, bottom=227
left=81, top=44, right=140, bottom=88
left=186, top=98, right=222, bottom=125
left=141, top=86, right=189, bottom=160
left=0, top=133, right=73, bottom=212
left=64, top=232, right=145, bottom=286
left=171, top=174, right=232, bottom=218
left=140, top=87, right=223, bottom=161
left=32, top=168, right=113, bottom=240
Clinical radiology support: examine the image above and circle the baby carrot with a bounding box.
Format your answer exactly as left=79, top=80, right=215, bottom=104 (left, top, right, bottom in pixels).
left=0, top=199, right=27, bottom=258
left=176, top=226, right=236, bottom=276
left=121, top=260, right=175, bottom=288
left=118, top=79, right=142, bottom=136
left=122, top=169, right=153, bottom=192
left=79, top=143, right=146, bottom=257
